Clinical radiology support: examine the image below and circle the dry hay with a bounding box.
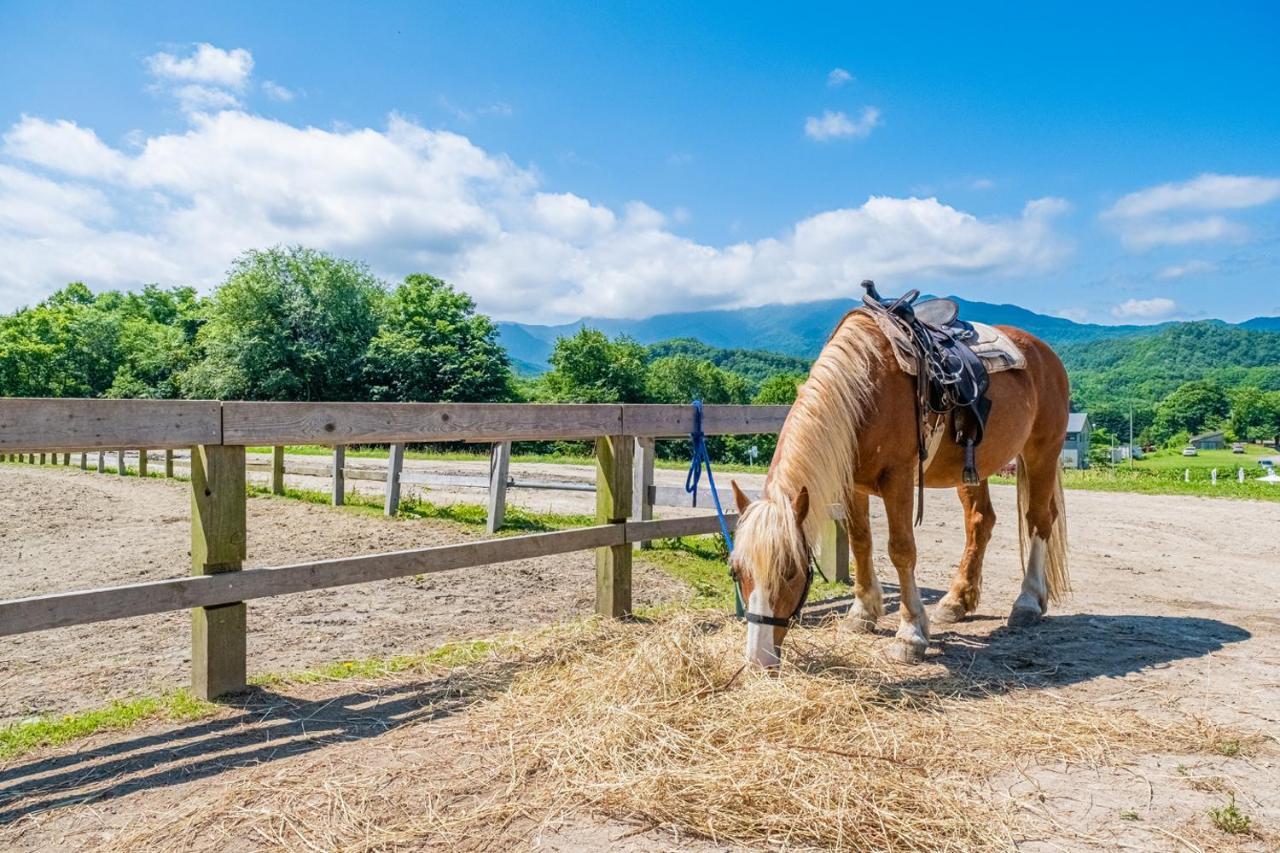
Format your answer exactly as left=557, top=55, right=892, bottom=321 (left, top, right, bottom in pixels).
left=99, top=613, right=1234, bottom=852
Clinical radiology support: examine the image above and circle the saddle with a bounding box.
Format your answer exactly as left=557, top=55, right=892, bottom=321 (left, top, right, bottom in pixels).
left=858, top=281, right=997, bottom=523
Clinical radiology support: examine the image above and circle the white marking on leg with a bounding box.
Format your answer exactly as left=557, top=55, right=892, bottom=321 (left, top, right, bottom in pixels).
left=848, top=573, right=884, bottom=629
left=745, top=587, right=780, bottom=668
left=1014, top=536, right=1048, bottom=614
left=896, top=583, right=930, bottom=648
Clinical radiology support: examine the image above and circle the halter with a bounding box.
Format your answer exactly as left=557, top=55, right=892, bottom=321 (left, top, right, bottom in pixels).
left=685, top=400, right=823, bottom=628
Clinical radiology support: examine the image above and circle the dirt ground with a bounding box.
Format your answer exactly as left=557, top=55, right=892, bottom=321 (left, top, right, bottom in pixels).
left=1, top=460, right=1278, bottom=850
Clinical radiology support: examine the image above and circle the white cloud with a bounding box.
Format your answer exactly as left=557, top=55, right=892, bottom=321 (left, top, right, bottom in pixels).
left=1156, top=259, right=1215, bottom=280
left=0, top=110, right=1071, bottom=321
left=970, top=178, right=995, bottom=190
left=1111, top=297, right=1178, bottom=320
left=147, top=44, right=253, bottom=90
left=804, top=107, right=881, bottom=141
left=261, top=81, right=295, bottom=102
left=826, top=68, right=853, bottom=88
left=1102, top=173, right=1280, bottom=250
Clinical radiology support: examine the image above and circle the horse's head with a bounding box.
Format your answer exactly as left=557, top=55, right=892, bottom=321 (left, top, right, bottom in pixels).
left=729, top=480, right=811, bottom=670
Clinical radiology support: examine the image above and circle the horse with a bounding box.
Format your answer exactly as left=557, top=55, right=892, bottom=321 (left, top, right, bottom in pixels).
left=729, top=308, right=1070, bottom=668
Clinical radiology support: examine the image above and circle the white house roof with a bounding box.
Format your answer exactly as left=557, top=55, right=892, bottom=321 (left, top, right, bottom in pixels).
left=1067, top=413, right=1089, bottom=433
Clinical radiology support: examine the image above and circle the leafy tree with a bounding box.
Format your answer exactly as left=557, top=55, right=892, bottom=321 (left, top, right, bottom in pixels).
left=1151, top=380, right=1230, bottom=443
left=644, top=355, right=750, bottom=404
left=753, top=372, right=806, bottom=405
left=364, top=274, right=513, bottom=402
left=1228, top=386, right=1280, bottom=442
left=541, top=328, right=648, bottom=402
left=182, top=247, right=386, bottom=400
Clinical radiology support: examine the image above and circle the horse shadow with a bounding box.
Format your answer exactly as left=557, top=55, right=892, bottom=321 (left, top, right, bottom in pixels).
left=803, top=582, right=1252, bottom=694
left=0, top=655, right=533, bottom=826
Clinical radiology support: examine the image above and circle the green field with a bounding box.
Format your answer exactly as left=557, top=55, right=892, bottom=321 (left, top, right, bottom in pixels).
left=1127, top=444, right=1274, bottom=471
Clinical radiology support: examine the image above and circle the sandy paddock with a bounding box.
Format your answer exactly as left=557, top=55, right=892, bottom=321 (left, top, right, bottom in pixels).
left=0, top=461, right=1277, bottom=850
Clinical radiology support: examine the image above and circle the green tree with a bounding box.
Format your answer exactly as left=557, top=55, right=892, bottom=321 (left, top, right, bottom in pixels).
left=753, top=372, right=806, bottom=405
left=644, top=355, right=750, bottom=404
left=182, top=247, right=386, bottom=400
left=1151, top=380, right=1230, bottom=443
left=541, top=328, right=648, bottom=402
left=363, top=274, right=513, bottom=402
left=1228, top=386, right=1280, bottom=442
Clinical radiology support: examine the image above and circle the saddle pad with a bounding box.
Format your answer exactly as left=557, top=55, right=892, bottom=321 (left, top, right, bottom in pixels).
left=866, top=312, right=1027, bottom=376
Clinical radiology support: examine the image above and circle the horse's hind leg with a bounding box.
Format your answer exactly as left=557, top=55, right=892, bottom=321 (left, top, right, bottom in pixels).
left=845, top=491, right=883, bottom=633
left=1009, top=446, right=1063, bottom=628
left=881, top=475, right=930, bottom=663
left=933, top=480, right=995, bottom=624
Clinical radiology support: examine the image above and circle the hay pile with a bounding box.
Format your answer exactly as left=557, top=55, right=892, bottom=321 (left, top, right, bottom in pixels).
left=100, top=613, right=1229, bottom=852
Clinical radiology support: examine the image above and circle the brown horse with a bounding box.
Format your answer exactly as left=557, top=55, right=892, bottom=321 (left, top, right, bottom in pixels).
left=730, top=309, right=1070, bottom=668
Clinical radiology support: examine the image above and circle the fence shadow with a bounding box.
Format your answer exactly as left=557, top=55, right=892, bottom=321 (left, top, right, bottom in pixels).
left=0, top=658, right=529, bottom=825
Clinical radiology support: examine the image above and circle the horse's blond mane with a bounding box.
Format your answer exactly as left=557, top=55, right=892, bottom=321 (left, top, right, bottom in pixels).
left=739, top=311, right=881, bottom=593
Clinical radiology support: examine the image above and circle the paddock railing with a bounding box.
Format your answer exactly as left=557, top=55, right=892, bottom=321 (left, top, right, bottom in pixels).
left=0, top=400, right=853, bottom=700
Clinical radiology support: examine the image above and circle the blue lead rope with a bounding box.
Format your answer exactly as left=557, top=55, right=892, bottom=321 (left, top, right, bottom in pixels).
left=684, top=400, right=745, bottom=618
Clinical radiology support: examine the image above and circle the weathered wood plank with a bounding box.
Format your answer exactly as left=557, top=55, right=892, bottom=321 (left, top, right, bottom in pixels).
left=332, top=445, right=345, bottom=506
left=625, top=513, right=738, bottom=541
left=164, top=448, right=174, bottom=478
left=630, top=438, right=655, bottom=549
left=0, top=399, right=221, bottom=451
left=190, top=445, right=247, bottom=700
left=621, top=404, right=790, bottom=437
left=137, top=449, right=148, bottom=477
left=222, top=402, right=624, bottom=445
left=818, top=509, right=850, bottom=585
left=595, top=435, right=633, bottom=618
left=485, top=441, right=511, bottom=534
left=96, top=451, right=105, bottom=473
left=384, top=443, right=404, bottom=516
left=116, top=449, right=126, bottom=476
left=0, top=525, right=624, bottom=637
left=271, top=445, right=285, bottom=495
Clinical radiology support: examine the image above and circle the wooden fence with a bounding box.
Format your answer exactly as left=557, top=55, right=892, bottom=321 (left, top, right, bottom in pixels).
left=0, top=400, right=853, bottom=701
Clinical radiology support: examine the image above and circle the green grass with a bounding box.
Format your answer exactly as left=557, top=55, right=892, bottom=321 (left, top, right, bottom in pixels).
left=1129, top=444, right=1272, bottom=471
left=251, top=637, right=503, bottom=687
left=1209, top=795, right=1253, bottom=835
left=635, top=534, right=852, bottom=614
left=0, top=691, right=216, bottom=761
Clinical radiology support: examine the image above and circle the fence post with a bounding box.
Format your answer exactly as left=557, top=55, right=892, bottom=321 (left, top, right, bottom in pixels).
left=332, top=445, right=345, bottom=506
left=80, top=452, right=87, bottom=470
left=1239, top=467, right=1246, bottom=484
left=818, top=504, right=851, bottom=584
left=165, top=448, right=174, bottom=478
left=117, top=449, right=127, bottom=476
left=595, top=434, right=634, bottom=618
left=485, top=441, right=511, bottom=534
left=190, top=444, right=247, bottom=700
left=39, top=453, right=46, bottom=465
left=62, top=452, right=70, bottom=466
left=1211, top=468, right=1218, bottom=486
left=97, top=451, right=105, bottom=473
left=271, top=445, right=286, bottom=495
left=630, top=437, right=655, bottom=549
left=384, top=443, right=404, bottom=516
left=1184, top=469, right=1190, bottom=483
left=138, top=449, right=148, bottom=477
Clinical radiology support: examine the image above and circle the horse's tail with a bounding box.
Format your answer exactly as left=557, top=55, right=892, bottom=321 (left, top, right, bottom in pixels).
left=1016, top=455, right=1070, bottom=604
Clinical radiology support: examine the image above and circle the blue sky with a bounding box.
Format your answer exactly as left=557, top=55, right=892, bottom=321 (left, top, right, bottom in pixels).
left=1, top=1, right=1277, bottom=323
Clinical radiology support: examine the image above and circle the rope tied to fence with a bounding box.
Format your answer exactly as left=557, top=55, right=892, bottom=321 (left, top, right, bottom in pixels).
left=684, top=400, right=745, bottom=618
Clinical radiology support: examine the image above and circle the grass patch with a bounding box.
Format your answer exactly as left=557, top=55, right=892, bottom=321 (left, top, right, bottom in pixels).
left=0, top=691, right=217, bottom=761
left=1209, top=794, right=1253, bottom=835
left=252, top=638, right=503, bottom=688
left=635, top=534, right=851, bottom=613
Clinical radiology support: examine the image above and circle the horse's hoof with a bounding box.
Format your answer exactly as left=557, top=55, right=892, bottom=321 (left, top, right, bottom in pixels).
left=1007, top=606, right=1042, bottom=629
left=847, top=613, right=878, bottom=633
left=884, top=637, right=927, bottom=664
left=932, top=599, right=967, bottom=625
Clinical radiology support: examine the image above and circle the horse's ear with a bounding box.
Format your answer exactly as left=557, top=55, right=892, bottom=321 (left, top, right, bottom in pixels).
left=791, top=487, right=810, bottom=526
left=731, top=479, right=751, bottom=514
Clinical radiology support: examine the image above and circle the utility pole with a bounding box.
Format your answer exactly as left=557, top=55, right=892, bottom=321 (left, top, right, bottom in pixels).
left=1128, top=401, right=1134, bottom=468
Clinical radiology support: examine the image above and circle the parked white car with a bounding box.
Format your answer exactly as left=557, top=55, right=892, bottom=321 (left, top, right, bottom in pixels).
left=1181, top=446, right=1198, bottom=457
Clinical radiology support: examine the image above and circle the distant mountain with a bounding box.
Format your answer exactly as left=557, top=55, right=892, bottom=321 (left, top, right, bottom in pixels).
left=1240, top=316, right=1280, bottom=332
left=498, top=295, right=1172, bottom=371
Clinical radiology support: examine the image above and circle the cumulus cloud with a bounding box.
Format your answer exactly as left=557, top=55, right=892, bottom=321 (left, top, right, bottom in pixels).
left=826, top=68, right=853, bottom=87
left=804, top=107, right=881, bottom=141
left=146, top=43, right=255, bottom=112
left=1111, top=297, right=1178, bottom=319
left=0, top=110, right=1071, bottom=320
left=1103, top=173, right=1280, bottom=250
left=261, top=81, right=295, bottom=102
left=1156, top=259, right=1215, bottom=280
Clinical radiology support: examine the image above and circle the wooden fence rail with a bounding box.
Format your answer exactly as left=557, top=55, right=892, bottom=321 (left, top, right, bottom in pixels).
left=0, top=399, right=808, bottom=701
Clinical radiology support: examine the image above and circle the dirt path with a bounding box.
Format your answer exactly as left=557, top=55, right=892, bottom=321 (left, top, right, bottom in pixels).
left=0, top=465, right=686, bottom=723
left=1, top=463, right=1278, bottom=849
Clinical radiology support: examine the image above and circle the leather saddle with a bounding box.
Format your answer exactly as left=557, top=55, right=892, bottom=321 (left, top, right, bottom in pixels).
left=859, top=281, right=993, bottom=522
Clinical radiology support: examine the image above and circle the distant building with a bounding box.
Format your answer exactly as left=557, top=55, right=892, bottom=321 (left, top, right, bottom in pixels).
left=1189, top=430, right=1226, bottom=450
left=1109, top=444, right=1143, bottom=464
left=1061, top=412, right=1091, bottom=469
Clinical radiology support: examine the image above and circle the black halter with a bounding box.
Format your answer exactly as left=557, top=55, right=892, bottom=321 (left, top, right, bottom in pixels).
left=733, top=550, right=819, bottom=629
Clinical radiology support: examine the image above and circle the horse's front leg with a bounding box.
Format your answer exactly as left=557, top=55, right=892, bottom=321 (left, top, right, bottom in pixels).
left=881, top=476, right=929, bottom=663
left=934, top=480, right=995, bottom=624
left=845, top=491, right=884, bottom=632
